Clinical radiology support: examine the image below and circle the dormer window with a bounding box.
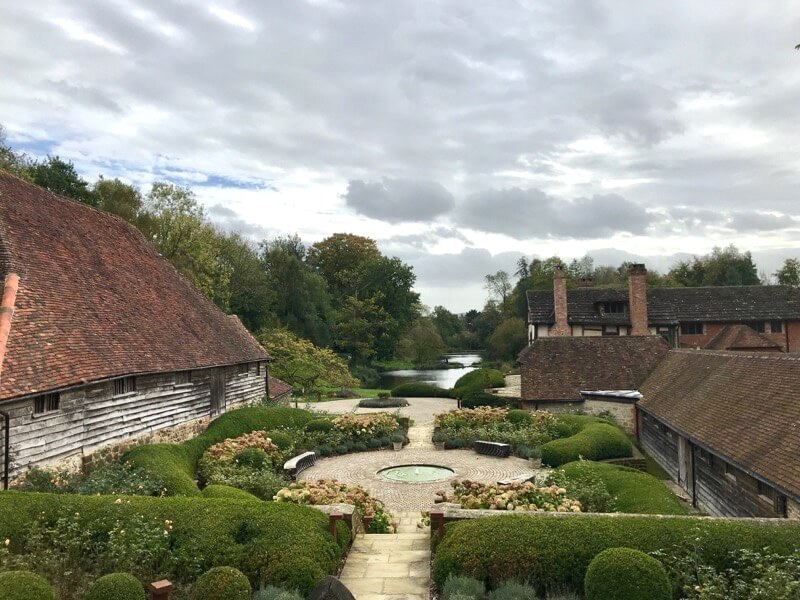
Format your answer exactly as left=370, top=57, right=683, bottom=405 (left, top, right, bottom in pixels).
left=601, top=301, right=626, bottom=315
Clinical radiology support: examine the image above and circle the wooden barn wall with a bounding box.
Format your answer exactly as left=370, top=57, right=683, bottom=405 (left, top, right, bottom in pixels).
left=638, top=412, right=679, bottom=481
left=3, top=362, right=266, bottom=475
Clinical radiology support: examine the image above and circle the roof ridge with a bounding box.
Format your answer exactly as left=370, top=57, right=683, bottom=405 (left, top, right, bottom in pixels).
left=672, top=348, right=800, bottom=361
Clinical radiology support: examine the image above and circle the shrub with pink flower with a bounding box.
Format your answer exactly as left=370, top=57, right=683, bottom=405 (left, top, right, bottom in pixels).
left=444, top=479, right=582, bottom=512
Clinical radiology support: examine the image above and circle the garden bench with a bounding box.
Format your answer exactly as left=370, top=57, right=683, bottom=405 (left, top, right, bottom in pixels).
left=497, top=473, right=535, bottom=486
left=472, top=440, right=511, bottom=458
left=283, top=451, right=317, bottom=480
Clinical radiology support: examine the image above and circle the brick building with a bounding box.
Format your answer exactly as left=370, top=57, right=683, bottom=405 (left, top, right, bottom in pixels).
left=638, top=350, right=800, bottom=519
left=0, top=171, right=286, bottom=485
left=526, top=265, right=800, bottom=351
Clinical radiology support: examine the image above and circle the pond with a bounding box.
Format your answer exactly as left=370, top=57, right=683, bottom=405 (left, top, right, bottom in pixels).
left=376, top=352, right=482, bottom=390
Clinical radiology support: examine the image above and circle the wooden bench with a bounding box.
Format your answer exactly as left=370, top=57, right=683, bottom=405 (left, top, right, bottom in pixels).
left=283, top=451, right=317, bottom=479
left=497, top=473, right=535, bottom=486
left=472, top=440, right=511, bottom=458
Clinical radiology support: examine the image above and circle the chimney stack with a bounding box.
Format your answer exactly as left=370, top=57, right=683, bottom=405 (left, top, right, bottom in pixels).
left=577, top=277, right=595, bottom=289
left=628, top=264, right=649, bottom=336
left=550, top=267, right=571, bottom=336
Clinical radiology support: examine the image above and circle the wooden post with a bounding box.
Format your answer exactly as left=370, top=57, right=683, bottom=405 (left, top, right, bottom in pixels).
left=149, top=580, right=173, bottom=600
left=329, top=512, right=343, bottom=537
left=363, top=515, right=373, bottom=532
left=429, top=510, right=445, bottom=540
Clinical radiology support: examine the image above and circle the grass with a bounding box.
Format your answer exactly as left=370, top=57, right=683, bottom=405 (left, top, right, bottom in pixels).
left=558, top=460, right=687, bottom=515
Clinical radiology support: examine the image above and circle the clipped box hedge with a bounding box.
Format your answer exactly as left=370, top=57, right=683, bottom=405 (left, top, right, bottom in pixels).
left=123, top=407, right=315, bottom=496
left=584, top=547, right=671, bottom=600
left=0, top=491, right=349, bottom=596
left=557, top=461, right=686, bottom=515
left=390, top=382, right=452, bottom=398
left=432, top=514, right=800, bottom=592
left=541, top=423, right=632, bottom=467
left=451, top=369, right=506, bottom=399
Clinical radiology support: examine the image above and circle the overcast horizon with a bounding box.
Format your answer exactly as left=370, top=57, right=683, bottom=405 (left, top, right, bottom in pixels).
left=2, top=1, right=799, bottom=312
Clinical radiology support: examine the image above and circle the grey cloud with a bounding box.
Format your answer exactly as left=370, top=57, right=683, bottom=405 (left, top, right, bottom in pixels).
left=380, top=227, right=471, bottom=251
left=208, top=205, right=278, bottom=240
left=208, top=204, right=238, bottom=218
left=454, top=188, right=652, bottom=240
left=410, top=247, right=524, bottom=288
left=343, top=178, right=455, bottom=223
left=727, top=212, right=798, bottom=232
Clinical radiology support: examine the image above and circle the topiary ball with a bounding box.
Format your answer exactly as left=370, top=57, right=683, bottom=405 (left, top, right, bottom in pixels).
left=85, top=573, right=145, bottom=600
left=264, top=431, right=294, bottom=450
left=234, top=447, right=270, bottom=470
left=0, top=570, right=55, bottom=600
left=584, top=547, right=670, bottom=600
left=263, top=555, right=325, bottom=597
left=194, top=566, right=251, bottom=600
left=304, top=419, right=333, bottom=433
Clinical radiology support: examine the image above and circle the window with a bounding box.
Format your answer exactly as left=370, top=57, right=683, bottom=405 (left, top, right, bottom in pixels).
left=256, top=362, right=261, bottom=376
left=602, top=325, right=620, bottom=336
left=602, top=301, right=626, bottom=314
left=757, top=480, right=775, bottom=501
left=749, top=321, right=766, bottom=333
left=33, top=393, right=60, bottom=414
left=680, top=322, right=703, bottom=335
left=724, top=462, right=737, bottom=481
left=238, top=363, right=248, bottom=375
left=770, top=321, right=783, bottom=334
left=175, top=371, right=192, bottom=385
left=698, top=448, right=714, bottom=468
left=113, top=377, right=136, bottom=396
left=775, top=494, right=788, bottom=518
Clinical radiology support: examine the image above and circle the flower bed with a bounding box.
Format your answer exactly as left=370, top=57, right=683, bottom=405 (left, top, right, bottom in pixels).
left=275, top=479, right=396, bottom=533
left=444, top=479, right=582, bottom=512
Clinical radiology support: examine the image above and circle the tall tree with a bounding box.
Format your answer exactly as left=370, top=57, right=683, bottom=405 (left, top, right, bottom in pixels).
left=307, top=233, right=381, bottom=299
left=396, top=319, right=445, bottom=366
left=488, top=317, right=527, bottom=361
left=147, top=182, right=229, bottom=308
left=668, top=245, right=760, bottom=287
left=335, top=295, right=388, bottom=364
left=0, top=125, right=31, bottom=177
left=217, top=233, right=275, bottom=332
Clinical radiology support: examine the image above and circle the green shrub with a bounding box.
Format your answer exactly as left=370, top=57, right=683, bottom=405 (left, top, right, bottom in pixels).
left=584, top=547, right=670, bottom=600
left=219, top=470, right=289, bottom=500
left=304, top=419, right=333, bottom=433
left=17, top=463, right=164, bottom=497
left=201, top=484, right=260, bottom=501
left=263, top=431, right=294, bottom=451
left=194, top=566, right=251, bottom=600
left=506, top=410, right=532, bottom=426
left=487, top=582, right=537, bottom=600
left=460, top=392, right=506, bottom=409
left=353, top=442, right=367, bottom=452
left=367, top=439, right=381, bottom=449
left=541, top=424, right=631, bottom=467
left=317, top=445, right=333, bottom=456
left=357, top=397, right=409, bottom=408
left=0, top=570, right=54, bottom=600
left=390, top=433, right=405, bottom=444
left=334, top=444, right=348, bottom=455
left=0, top=492, right=344, bottom=595
left=234, top=448, right=270, bottom=470
left=123, top=407, right=314, bottom=496
left=84, top=573, right=145, bottom=600
left=554, top=461, right=686, bottom=515
left=390, top=383, right=451, bottom=398
left=252, top=585, right=304, bottom=600
left=261, top=556, right=325, bottom=597
left=377, top=391, right=390, bottom=399
left=443, top=574, right=485, bottom=600
left=453, top=369, right=505, bottom=392
left=432, top=514, right=800, bottom=592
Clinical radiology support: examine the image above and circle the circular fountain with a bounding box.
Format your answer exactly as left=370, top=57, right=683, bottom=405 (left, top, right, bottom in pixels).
left=377, top=464, right=455, bottom=483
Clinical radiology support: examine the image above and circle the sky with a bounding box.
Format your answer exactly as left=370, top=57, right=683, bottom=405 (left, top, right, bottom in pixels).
left=1, top=1, right=799, bottom=312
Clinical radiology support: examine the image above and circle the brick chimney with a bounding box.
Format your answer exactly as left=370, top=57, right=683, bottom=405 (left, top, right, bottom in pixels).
left=550, top=267, right=571, bottom=336
left=628, top=264, right=649, bottom=336
left=577, top=277, right=595, bottom=288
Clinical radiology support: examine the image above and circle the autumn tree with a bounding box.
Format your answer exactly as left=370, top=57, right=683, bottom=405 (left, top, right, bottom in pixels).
left=259, top=328, right=358, bottom=398
left=307, top=233, right=381, bottom=299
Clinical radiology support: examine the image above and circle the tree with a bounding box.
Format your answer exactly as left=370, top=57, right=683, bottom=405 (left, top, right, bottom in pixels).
left=776, top=258, right=800, bottom=287
left=147, top=182, right=230, bottom=308
left=335, top=295, right=388, bottom=364
left=307, top=233, right=381, bottom=299
left=668, top=245, right=760, bottom=287
left=0, top=125, right=32, bottom=177
left=488, top=317, right=527, bottom=360
left=259, top=328, right=358, bottom=398
left=217, top=233, right=275, bottom=332
left=29, top=155, right=97, bottom=205
left=514, top=256, right=530, bottom=280
left=396, top=320, right=445, bottom=366
left=260, top=234, right=335, bottom=346
left=485, top=270, right=512, bottom=304
left=431, top=305, right=464, bottom=349
left=568, top=255, right=594, bottom=279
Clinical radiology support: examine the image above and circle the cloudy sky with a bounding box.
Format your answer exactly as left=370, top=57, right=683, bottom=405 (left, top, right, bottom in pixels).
left=2, top=1, right=800, bottom=312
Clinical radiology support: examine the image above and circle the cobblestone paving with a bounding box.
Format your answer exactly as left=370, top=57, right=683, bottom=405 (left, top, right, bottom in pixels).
left=300, top=445, right=538, bottom=511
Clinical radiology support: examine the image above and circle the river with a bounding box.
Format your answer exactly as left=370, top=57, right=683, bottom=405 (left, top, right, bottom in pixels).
left=376, top=353, right=483, bottom=390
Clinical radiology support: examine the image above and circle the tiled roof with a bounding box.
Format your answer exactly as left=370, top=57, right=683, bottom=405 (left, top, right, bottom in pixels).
left=639, top=350, right=800, bottom=500
left=704, top=324, right=782, bottom=351
left=518, top=336, right=669, bottom=401
left=268, top=376, right=293, bottom=399
left=0, top=170, right=269, bottom=401
left=527, top=286, right=800, bottom=325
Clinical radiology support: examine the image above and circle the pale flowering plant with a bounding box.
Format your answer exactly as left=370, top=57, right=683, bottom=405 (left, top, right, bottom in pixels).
left=446, top=479, right=582, bottom=512
left=331, top=413, right=397, bottom=439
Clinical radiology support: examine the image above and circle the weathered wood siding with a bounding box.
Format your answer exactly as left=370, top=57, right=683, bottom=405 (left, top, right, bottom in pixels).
left=638, top=411, right=679, bottom=481
left=4, top=361, right=267, bottom=475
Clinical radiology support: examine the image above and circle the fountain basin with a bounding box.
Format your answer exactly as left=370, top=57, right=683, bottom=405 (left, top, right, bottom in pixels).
left=377, top=464, right=455, bottom=483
